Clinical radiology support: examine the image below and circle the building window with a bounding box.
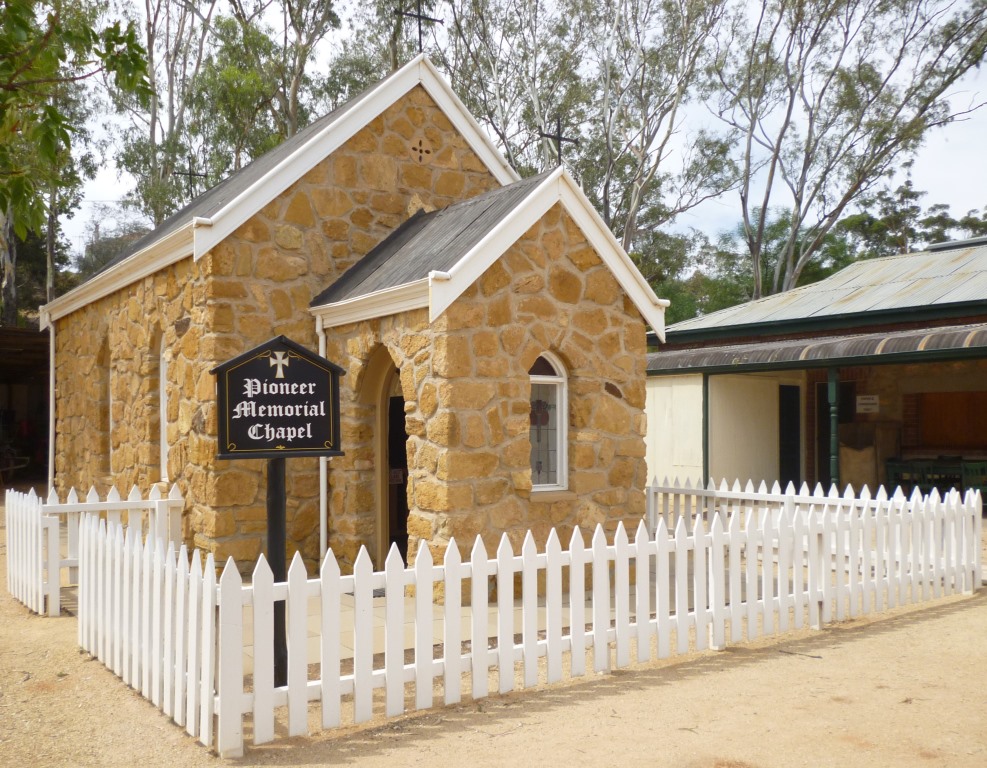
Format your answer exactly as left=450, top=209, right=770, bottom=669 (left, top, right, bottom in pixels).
left=158, top=337, right=169, bottom=482
left=529, top=353, right=567, bottom=491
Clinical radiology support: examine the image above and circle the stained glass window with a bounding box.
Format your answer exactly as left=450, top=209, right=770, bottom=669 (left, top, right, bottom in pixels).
left=529, top=354, right=567, bottom=490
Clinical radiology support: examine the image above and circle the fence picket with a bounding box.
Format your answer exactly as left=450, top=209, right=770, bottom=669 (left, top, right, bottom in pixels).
left=384, top=545, right=405, bottom=718
left=129, top=526, right=143, bottom=689
left=776, top=506, right=793, bottom=634
left=745, top=513, right=760, bottom=641
left=496, top=535, right=515, bottom=693
left=151, top=536, right=165, bottom=707
left=521, top=533, right=539, bottom=687
left=319, top=550, right=342, bottom=729
left=654, top=519, right=671, bottom=659
left=614, top=524, right=630, bottom=668
left=591, top=526, right=610, bottom=672
left=545, top=530, right=564, bottom=682
left=568, top=528, right=587, bottom=677
left=217, top=560, right=244, bottom=759
left=709, top=515, right=727, bottom=651
left=469, top=537, right=490, bottom=700
left=634, top=521, right=651, bottom=663
left=352, top=547, right=374, bottom=724
left=173, top=545, right=189, bottom=726
left=198, top=553, right=217, bottom=747
left=414, top=542, right=435, bottom=710
left=693, top=516, right=709, bottom=651
left=141, top=534, right=153, bottom=699
left=185, top=552, right=202, bottom=737
left=252, top=555, right=275, bottom=744
left=286, top=553, right=308, bottom=738
left=443, top=541, right=463, bottom=705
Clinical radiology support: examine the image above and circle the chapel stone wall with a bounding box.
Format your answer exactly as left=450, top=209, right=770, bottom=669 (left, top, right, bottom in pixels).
left=54, top=84, right=500, bottom=574
left=321, top=204, right=649, bottom=571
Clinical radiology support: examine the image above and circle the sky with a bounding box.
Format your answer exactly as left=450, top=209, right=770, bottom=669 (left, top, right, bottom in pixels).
left=60, top=64, right=987, bottom=258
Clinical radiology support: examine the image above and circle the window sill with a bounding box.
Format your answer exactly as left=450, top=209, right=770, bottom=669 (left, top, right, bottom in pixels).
left=530, top=489, right=576, bottom=502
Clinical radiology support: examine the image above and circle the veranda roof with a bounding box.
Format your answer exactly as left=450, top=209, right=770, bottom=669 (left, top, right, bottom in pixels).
left=647, top=321, right=987, bottom=375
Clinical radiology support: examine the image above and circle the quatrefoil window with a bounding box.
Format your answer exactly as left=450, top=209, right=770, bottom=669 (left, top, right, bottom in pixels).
left=412, top=138, right=431, bottom=163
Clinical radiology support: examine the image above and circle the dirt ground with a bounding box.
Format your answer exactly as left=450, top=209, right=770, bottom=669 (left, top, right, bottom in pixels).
left=2, top=494, right=986, bottom=768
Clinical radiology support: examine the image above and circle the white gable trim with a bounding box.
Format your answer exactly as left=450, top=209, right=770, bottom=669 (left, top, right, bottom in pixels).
left=310, top=168, right=669, bottom=339
left=192, top=55, right=518, bottom=261
left=42, top=55, right=517, bottom=326
left=40, top=223, right=194, bottom=329
left=429, top=168, right=669, bottom=338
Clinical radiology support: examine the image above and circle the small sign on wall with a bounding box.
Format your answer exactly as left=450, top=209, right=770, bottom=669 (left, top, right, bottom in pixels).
left=856, top=394, right=880, bottom=414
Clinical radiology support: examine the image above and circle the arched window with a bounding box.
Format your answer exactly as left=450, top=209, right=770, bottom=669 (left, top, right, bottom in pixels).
left=157, top=334, right=170, bottom=482
left=529, top=353, right=567, bottom=491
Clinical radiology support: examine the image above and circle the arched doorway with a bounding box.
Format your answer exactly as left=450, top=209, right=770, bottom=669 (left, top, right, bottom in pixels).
left=359, top=346, right=410, bottom=567
left=385, top=373, right=409, bottom=563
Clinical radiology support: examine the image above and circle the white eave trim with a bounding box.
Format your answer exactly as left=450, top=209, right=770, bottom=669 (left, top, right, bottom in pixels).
left=193, top=55, right=518, bottom=261
left=309, top=278, right=429, bottom=329
left=40, top=223, right=194, bottom=328
left=428, top=168, right=670, bottom=340
left=308, top=169, right=669, bottom=339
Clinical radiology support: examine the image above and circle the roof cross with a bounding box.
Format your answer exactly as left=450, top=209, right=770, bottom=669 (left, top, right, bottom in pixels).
left=173, top=154, right=207, bottom=198
left=538, top=116, right=579, bottom=167
left=395, top=0, right=443, bottom=54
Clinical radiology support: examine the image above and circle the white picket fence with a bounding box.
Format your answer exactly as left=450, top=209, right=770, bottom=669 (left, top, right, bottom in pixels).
left=69, top=481, right=981, bottom=757
left=5, top=489, right=60, bottom=615
left=77, top=514, right=218, bottom=747
left=4, top=484, right=184, bottom=617
left=646, top=477, right=901, bottom=535
left=11, top=481, right=985, bottom=757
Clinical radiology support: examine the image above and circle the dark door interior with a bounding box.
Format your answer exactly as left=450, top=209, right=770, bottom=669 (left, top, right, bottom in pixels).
left=779, top=385, right=801, bottom=487
left=387, top=395, right=409, bottom=562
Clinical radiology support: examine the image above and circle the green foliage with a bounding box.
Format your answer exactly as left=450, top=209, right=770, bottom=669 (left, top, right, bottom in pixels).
left=714, top=0, right=987, bottom=297
left=73, top=205, right=151, bottom=279
left=188, top=17, right=284, bottom=179
left=0, top=0, right=150, bottom=238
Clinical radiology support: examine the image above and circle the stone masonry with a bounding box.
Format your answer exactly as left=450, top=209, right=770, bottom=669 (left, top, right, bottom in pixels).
left=321, top=203, right=649, bottom=571
left=54, top=85, right=500, bottom=572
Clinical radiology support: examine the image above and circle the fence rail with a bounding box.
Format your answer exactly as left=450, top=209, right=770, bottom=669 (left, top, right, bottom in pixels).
left=4, top=484, right=183, bottom=617
left=9, top=481, right=984, bottom=758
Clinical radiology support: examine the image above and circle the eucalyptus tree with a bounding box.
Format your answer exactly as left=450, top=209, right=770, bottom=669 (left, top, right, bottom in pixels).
left=114, top=0, right=219, bottom=225
left=441, top=0, right=593, bottom=173
left=187, top=16, right=283, bottom=178
left=713, top=0, right=987, bottom=299
left=574, top=0, right=734, bottom=254
left=226, top=0, right=341, bottom=138
left=0, top=0, right=148, bottom=324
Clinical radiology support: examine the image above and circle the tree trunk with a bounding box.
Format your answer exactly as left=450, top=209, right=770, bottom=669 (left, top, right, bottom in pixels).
left=1, top=209, right=18, bottom=325
left=46, top=189, right=57, bottom=304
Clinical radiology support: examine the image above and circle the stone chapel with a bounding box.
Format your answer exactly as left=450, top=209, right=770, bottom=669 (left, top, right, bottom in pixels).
left=41, top=56, right=669, bottom=573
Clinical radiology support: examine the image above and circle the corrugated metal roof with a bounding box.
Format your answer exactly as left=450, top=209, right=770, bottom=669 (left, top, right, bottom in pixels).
left=647, top=321, right=987, bottom=374
left=669, top=239, right=987, bottom=334
left=311, top=171, right=551, bottom=306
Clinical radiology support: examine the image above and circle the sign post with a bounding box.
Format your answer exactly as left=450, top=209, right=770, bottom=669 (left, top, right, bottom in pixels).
left=213, top=336, right=344, bottom=686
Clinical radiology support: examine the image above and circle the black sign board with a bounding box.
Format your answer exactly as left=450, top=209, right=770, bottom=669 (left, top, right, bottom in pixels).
left=212, top=336, right=344, bottom=460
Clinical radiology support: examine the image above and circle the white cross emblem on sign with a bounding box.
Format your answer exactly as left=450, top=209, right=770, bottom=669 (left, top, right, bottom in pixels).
left=270, top=350, right=290, bottom=379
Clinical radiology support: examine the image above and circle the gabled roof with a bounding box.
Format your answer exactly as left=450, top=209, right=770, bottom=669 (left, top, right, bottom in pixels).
left=309, top=167, right=670, bottom=337
left=667, top=236, right=987, bottom=342
left=40, top=55, right=519, bottom=329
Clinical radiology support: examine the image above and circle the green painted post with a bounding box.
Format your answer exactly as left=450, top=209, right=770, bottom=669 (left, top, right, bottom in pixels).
left=702, top=373, right=710, bottom=488
left=828, top=368, right=839, bottom=489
